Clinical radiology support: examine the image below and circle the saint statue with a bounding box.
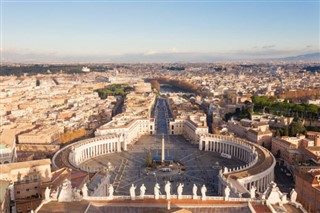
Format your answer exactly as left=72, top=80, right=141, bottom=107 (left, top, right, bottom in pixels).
left=165, top=181, right=171, bottom=200
left=130, top=184, right=136, bottom=200
left=177, top=183, right=184, bottom=199
left=201, top=184, right=207, bottom=200
left=224, top=185, right=230, bottom=200
left=192, top=184, right=198, bottom=199
left=45, top=186, right=51, bottom=201
left=82, top=183, right=88, bottom=198
left=154, top=183, right=160, bottom=200
left=108, top=184, right=114, bottom=199
left=250, top=186, right=256, bottom=199
left=290, top=188, right=297, bottom=203
left=140, top=184, right=146, bottom=198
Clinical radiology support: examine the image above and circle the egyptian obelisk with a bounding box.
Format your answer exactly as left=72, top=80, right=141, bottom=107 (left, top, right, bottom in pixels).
left=161, top=134, right=165, bottom=163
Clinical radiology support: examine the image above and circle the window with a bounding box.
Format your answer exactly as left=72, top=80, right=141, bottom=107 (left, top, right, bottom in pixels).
left=17, top=191, right=20, bottom=194
left=26, top=189, right=29, bottom=191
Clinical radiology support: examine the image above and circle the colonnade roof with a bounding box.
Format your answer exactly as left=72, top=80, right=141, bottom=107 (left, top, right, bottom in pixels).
left=227, top=144, right=274, bottom=180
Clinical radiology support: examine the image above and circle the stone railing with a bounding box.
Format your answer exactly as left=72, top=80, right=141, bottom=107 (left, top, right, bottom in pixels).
left=84, top=195, right=251, bottom=202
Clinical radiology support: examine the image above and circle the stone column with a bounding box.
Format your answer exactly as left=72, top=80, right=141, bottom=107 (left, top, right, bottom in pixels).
left=117, top=140, right=121, bottom=152
left=205, top=141, right=208, bottom=151
left=123, top=141, right=127, bottom=151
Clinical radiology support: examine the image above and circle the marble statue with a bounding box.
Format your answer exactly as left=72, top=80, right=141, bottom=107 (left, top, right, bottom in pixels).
left=165, top=181, right=171, bottom=200
left=8, top=184, right=14, bottom=200
left=290, top=189, right=297, bottom=203
left=73, top=188, right=82, bottom=200
left=154, top=183, right=160, bottom=200
left=224, top=167, right=228, bottom=174
left=192, top=184, right=198, bottom=199
left=250, top=185, right=256, bottom=199
left=82, top=183, right=88, bottom=198
left=130, top=184, right=136, bottom=200
left=58, top=179, right=73, bottom=202
left=224, top=185, right=230, bottom=200
left=108, top=184, right=114, bottom=199
left=120, top=133, right=124, bottom=142
left=177, top=183, right=184, bottom=199
left=140, top=184, right=146, bottom=198
left=201, top=184, right=207, bottom=200
left=45, top=186, right=51, bottom=201
left=51, top=190, right=58, bottom=200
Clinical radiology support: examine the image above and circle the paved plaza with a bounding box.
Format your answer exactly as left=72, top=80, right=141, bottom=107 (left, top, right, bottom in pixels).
left=81, top=135, right=246, bottom=196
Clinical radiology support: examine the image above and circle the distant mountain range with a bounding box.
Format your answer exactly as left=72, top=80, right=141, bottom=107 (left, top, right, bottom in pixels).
left=273, top=52, right=320, bottom=62
left=2, top=50, right=320, bottom=64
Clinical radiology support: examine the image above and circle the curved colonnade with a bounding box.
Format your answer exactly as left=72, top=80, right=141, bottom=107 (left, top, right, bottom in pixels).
left=200, top=134, right=275, bottom=195
left=69, top=134, right=126, bottom=172
left=52, top=134, right=126, bottom=172
left=53, top=132, right=275, bottom=197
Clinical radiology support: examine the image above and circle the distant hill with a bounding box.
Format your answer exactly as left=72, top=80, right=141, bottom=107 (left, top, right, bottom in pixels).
left=274, top=52, right=320, bottom=62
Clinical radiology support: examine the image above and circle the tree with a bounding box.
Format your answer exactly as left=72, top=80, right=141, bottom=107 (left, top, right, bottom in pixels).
left=146, top=150, right=152, bottom=167
left=283, top=127, right=289, bottom=136
left=289, top=121, right=306, bottom=136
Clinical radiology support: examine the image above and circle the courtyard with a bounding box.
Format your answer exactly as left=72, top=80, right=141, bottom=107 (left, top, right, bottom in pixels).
left=80, top=134, right=246, bottom=196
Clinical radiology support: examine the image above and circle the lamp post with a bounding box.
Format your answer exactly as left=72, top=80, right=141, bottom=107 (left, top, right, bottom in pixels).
left=102, top=162, right=113, bottom=196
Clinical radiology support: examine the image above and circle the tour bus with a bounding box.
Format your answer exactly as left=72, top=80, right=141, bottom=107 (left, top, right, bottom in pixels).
left=221, top=153, right=231, bottom=159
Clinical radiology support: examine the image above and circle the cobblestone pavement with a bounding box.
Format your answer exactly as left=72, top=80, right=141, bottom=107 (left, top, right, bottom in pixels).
left=81, top=135, right=246, bottom=196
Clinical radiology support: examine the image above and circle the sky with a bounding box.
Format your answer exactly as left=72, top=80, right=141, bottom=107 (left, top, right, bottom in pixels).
left=1, top=0, right=319, bottom=62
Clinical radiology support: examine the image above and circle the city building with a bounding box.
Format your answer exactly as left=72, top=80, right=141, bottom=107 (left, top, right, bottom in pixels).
left=0, top=129, right=17, bottom=164
left=295, top=169, right=320, bottom=213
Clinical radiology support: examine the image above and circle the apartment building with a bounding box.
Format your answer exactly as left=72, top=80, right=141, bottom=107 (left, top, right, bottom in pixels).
left=295, top=169, right=320, bottom=213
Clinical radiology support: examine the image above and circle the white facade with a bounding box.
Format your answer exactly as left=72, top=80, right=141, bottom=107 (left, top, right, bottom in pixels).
left=169, top=119, right=208, bottom=143
left=95, top=118, right=155, bottom=145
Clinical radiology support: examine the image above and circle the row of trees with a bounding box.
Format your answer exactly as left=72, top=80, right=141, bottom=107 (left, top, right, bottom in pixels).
left=251, top=96, right=319, bottom=120
left=274, top=121, right=306, bottom=137
left=96, top=84, right=133, bottom=99
left=149, top=80, right=161, bottom=92
left=224, top=105, right=252, bottom=121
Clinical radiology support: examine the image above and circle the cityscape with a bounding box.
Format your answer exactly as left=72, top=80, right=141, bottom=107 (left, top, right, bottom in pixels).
left=0, top=1, right=320, bottom=213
